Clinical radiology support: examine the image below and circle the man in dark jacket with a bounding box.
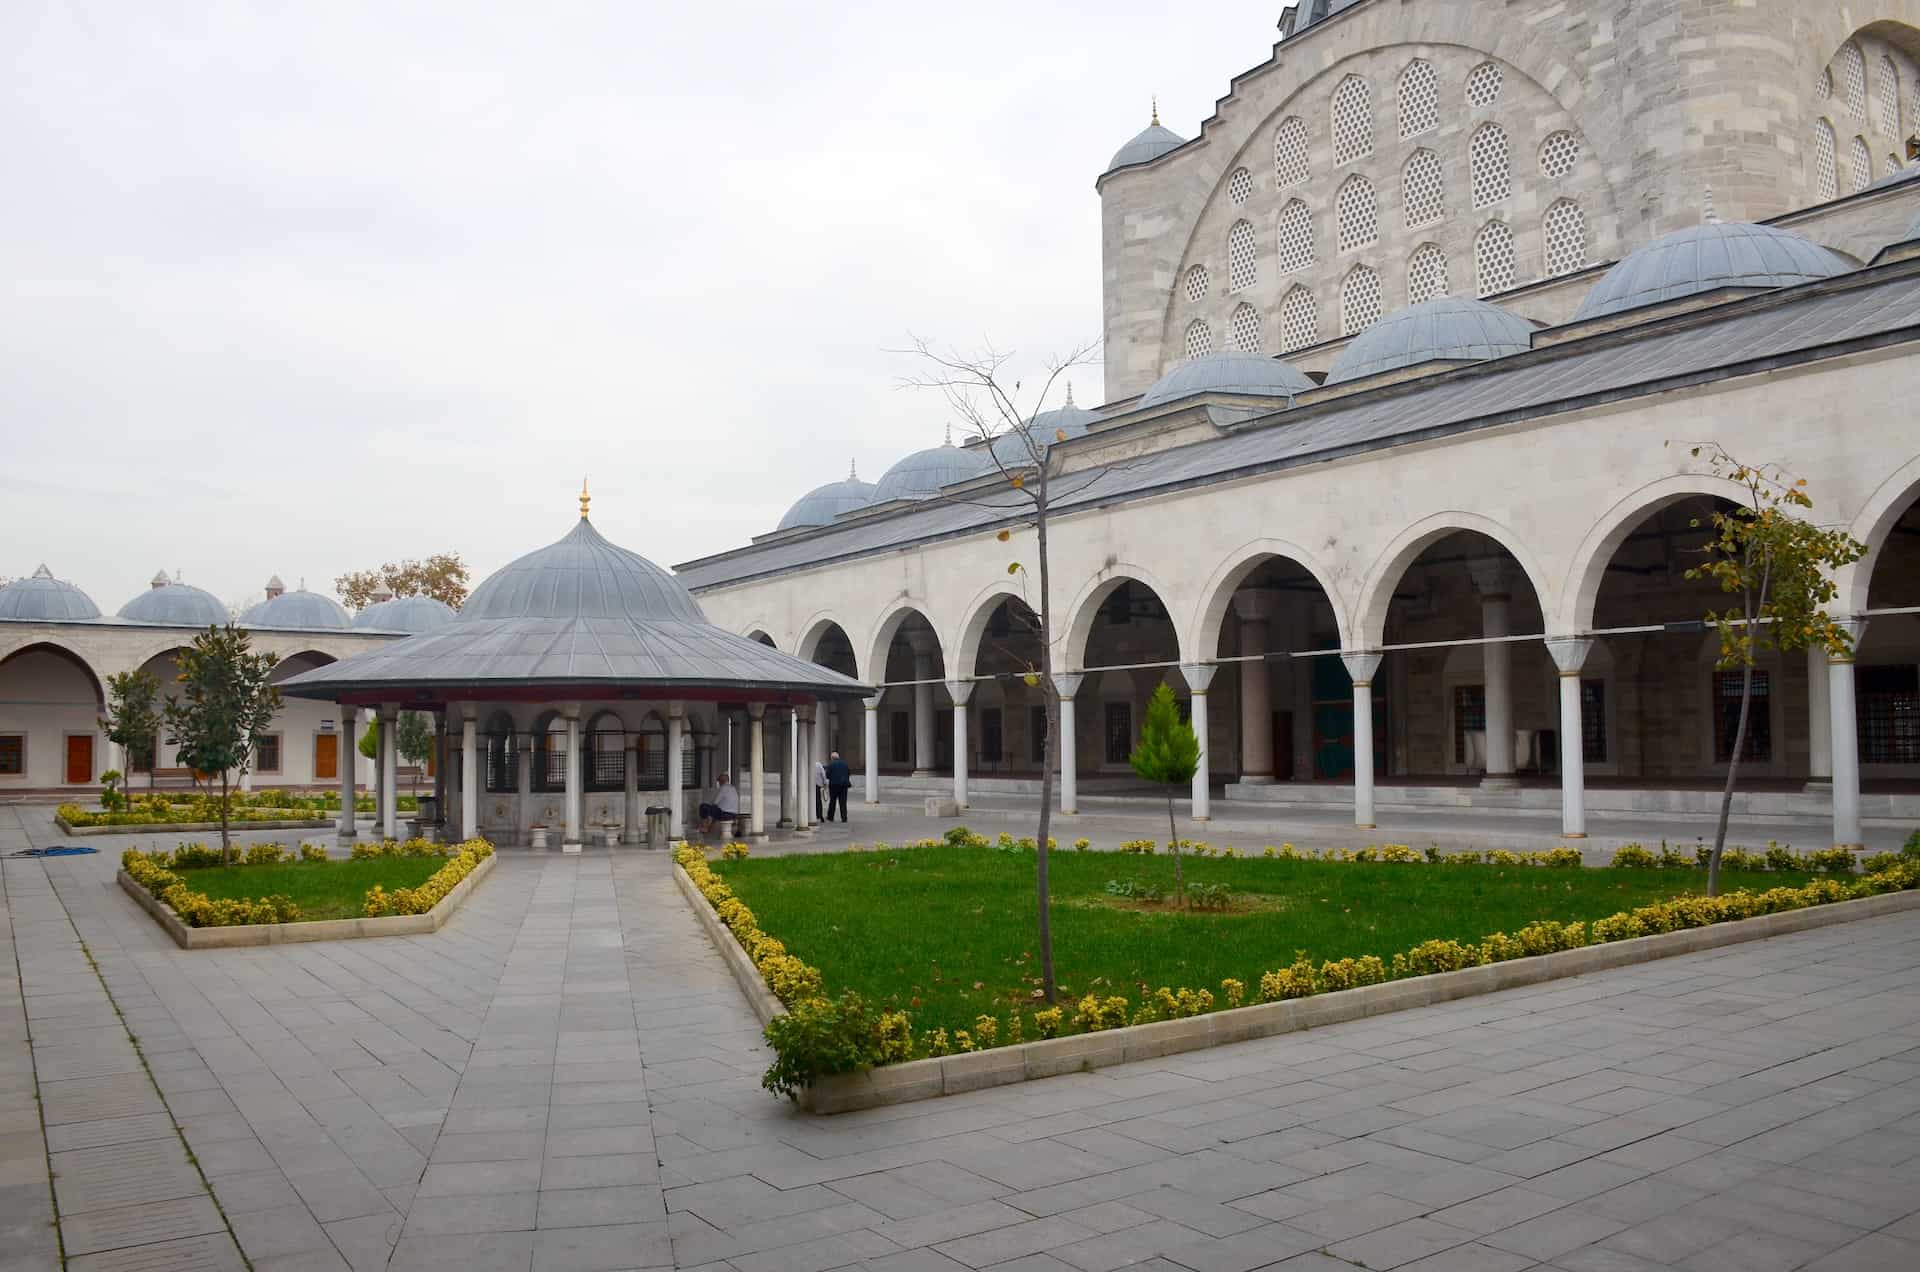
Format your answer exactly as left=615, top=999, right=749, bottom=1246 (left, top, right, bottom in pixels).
left=824, top=751, right=852, bottom=823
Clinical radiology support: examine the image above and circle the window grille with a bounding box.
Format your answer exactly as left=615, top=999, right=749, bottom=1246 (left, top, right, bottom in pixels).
left=1580, top=680, right=1607, bottom=763
left=1407, top=243, right=1448, bottom=303
left=1229, top=302, right=1262, bottom=353
left=535, top=731, right=567, bottom=792
left=1470, top=122, right=1510, bottom=208
left=1812, top=118, right=1838, bottom=200
left=1184, top=318, right=1213, bottom=359
left=1857, top=665, right=1920, bottom=763
left=1227, top=166, right=1253, bottom=205
left=1538, top=130, right=1579, bottom=180
left=0, top=736, right=19, bottom=776
left=1227, top=219, right=1257, bottom=291
left=1184, top=264, right=1209, bottom=303
left=1542, top=199, right=1587, bottom=277
left=1453, top=685, right=1485, bottom=764
left=1341, top=265, right=1383, bottom=335
left=1331, top=76, right=1373, bottom=165
left=1274, top=116, right=1310, bottom=186
left=1842, top=43, right=1866, bottom=119
left=1713, top=670, right=1771, bottom=762
left=1277, top=199, right=1314, bottom=272
left=1279, top=286, right=1318, bottom=351
left=1475, top=220, right=1515, bottom=295
left=255, top=734, right=280, bottom=774
left=1817, top=67, right=1832, bottom=100
left=1104, top=701, right=1132, bottom=765
left=1849, top=135, right=1871, bottom=192
left=1878, top=55, right=1901, bottom=134
left=1466, top=61, right=1503, bottom=107
left=1398, top=59, right=1438, bottom=138
left=1336, top=175, right=1378, bottom=252
left=484, top=725, right=517, bottom=793
left=1402, top=149, right=1443, bottom=228
left=1029, top=704, right=1048, bottom=763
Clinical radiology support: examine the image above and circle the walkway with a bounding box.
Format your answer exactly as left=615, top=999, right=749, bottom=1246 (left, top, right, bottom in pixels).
left=1, top=807, right=1918, bottom=1270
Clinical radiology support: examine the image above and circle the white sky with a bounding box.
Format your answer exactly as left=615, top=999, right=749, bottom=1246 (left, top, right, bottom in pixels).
left=3, top=1, right=1283, bottom=613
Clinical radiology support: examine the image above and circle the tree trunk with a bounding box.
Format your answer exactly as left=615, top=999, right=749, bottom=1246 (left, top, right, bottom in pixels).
left=219, top=769, right=233, bottom=864
left=1710, top=661, right=1755, bottom=897
left=1034, top=479, right=1057, bottom=1003
left=1166, top=793, right=1183, bottom=908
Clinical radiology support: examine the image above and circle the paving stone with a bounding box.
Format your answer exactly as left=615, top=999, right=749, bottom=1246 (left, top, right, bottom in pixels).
left=1325, top=1217, right=1478, bottom=1270
left=51, top=1138, right=206, bottom=1214
left=531, top=1220, right=673, bottom=1270
left=535, top=1185, right=668, bottom=1228
left=58, top=1195, right=226, bottom=1257
left=66, top=1231, right=249, bottom=1271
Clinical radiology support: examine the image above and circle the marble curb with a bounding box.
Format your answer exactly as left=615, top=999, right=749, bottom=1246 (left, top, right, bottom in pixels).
left=116, top=852, right=496, bottom=949
left=673, top=870, right=1920, bottom=1115
left=60, top=816, right=336, bottom=836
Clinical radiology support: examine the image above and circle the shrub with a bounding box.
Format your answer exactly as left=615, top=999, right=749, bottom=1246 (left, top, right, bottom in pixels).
left=243, top=843, right=286, bottom=866
left=299, top=842, right=330, bottom=863
left=1073, top=838, right=1091, bottom=852
left=1610, top=844, right=1657, bottom=869
left=720, top=842, right=751, bottom=860
left=1804, top=846, right=1857, bottom=875
left=360, top=840, right=493, bottom=917
left=1071, top=994, right=1131, bottom=1032
left=1186, top=881, right=1232, bottom=910
left=1391, top=939, right=1483, bottom=978
left=1220, top=978, right=1245, bottom=1008
left=760, top=991, right=917, bottom=1100
left=942, top=826, right=989, bottom=849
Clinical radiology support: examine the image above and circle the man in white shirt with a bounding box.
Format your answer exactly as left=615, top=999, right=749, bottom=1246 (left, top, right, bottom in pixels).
left=698, top=773, right=740, bottom=835
left=812, top=756, right=828, bottom=823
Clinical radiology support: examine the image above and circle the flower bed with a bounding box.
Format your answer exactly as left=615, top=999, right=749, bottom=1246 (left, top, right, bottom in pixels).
left=59, top=790, right=418, bottom=832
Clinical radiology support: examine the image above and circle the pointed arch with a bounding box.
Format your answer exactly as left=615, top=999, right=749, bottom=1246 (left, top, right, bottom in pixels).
left=1355, top=512, right=1554, bottom=648
left=1062, top=564, right=1190, bottom=672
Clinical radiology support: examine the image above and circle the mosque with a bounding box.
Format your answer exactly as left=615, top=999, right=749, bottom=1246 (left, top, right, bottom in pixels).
left=7, top=1, right=1920, bottom=852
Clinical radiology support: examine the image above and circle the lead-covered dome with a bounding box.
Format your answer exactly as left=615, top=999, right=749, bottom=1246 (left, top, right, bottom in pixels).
left=1139, top=351, right=1316, bottom=408
left=991, top=394, right=1103, bottom=465
left=872, top=440, right=995, bottom=503
left=119, top=579, right=229, bottom=627
left=1572, top=221, right=1850, bottom=321
left=352, top=594, right=456, bottom=634
left=462, top=516, right=708, bottom=623
left=243, top=589, right=351, bottom=630
left=1325, top=297, right=1535, bottom=384
left=778, top=468, right=877, bottom=531
left=1108, top=120, right=1185, bottom=171
left=0, top=565, right=99, bottom=621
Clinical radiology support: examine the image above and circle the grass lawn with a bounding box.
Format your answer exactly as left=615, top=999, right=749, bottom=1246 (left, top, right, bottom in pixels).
left=177, top=857, right=449, bottom=921
left=713, top=846, right=1813, bottom=1036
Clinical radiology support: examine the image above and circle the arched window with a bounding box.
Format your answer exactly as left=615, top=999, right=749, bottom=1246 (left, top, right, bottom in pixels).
left=1817, top=67, right=1833, bottom=100
left=1337, top=175, right=1378, bottom=252
left=1227, top=219, right=1258, bottom=292
left=1407, top=243, right=1448, bottom=304
left=1229, top=303, right=1262, bottom=353
left=1274, top=116, right=1310, bottom=186
left=636, top=716, right=670, bottom=789
left=1403, top=149, right=1443, bottom=229
left=1278, top=199, right=1314, bottom=273
left=1341, top=265, right=1383, bottom=335
left=533, top=712, right=567, bottom=793
left=1185, top=264, right=1210, bottom=303
left=1398, top=59, right=1438, bottom=138
left=1476, top=220, right=1516, bottom=296
left=483, top=711, right=517, bottom=793
left=1466, top=61, right=1503, bottom=107
left=1227, top=166, right=1253, bottom=205
left=1841, top=43, right=1867, bottom=119
left=1470, top=123, right=1510, bottom=208
left=1877, top=55, right=1901, bottom=134
left=585, top=711, right=625, bottom=792
left=1542, top=199, right=1587, bottom=278
left=1331, top=76, right=1373, bottom=165
left=1849, top=135, right=1872, bottom=192
left=1184, top=319, right=1214, bottom=359
left=1812, top=118, right=1838, bottom=200
left=1539, top=131, right=1579, bottom=180
left=1279, top=286, right=1318, bottom=352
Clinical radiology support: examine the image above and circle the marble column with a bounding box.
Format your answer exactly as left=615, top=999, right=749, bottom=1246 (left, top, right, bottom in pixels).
left=1234, top=595, right=1275, bottom=783
left=1054, top=674, right=1083, bottom=814
left=912, top=645, right=936, bottom=777
left=622, top=733, right=640, bottom=845
left=748, top=703, right=767, bottom=835
left=863, top=695, right=881, bottom=803
left=379, top=703, right=399, bottom=840
left=1830, top=619, right=1867, bottom=850
left=338, top=707, right=358, bottom=840
left=797, top=707, right=813, bottom=829
left=1470, top=560, right=1516, bottom=786
left=1343, top=654, right=1382, bottom=829
left=812, top=706, right=828, bottom=800
left=562, top=709, right=582, bottom=851
left=1182, top=665, right=1217, bottom=821
left=668, top=703, right=686, bottom=842
left=517, top=732, right=533, bottom=846
left=1547, top=638, right=1593, bottom=839
left=780, top=708, right=797, bottom=829
left=460, top=711, right=478, bottom=843
left=1806, top=644, right=1832, bottom=789
left=948, top=680, right=973, bottom=808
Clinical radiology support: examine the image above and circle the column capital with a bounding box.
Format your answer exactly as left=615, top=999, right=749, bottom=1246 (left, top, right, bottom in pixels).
left=622, top=734, right=638, bottom=752
left=863, top=695, right=882, bottom=711
left=1180, top=663, right=1217, bottom=693
left=946, top=679, right=975, bottom=705
left=1052, top=673, right=1084, bottom=697
left=1231, top=592, right=1275, bottom=624
left=1545, top=636, right=1594, bottom=675
left=668, top=699, right=686, bottom=720
left=747, top=702, right=767, bottom=720
left=1467, top=557, right=1515, bottom=599
left=1341, top=651, right=1383, bottom=685
left=1828, top=617, right=1868, bottom=663
left=378, top=701, right=400, bottom=720
left=797, top=704, right=815, bottom=724
left=460, top=702, right=477, bottom=722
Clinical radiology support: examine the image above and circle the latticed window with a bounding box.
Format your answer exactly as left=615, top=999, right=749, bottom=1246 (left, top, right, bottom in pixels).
left=1475, top=220, right=1515, bottom=295
left=1713, top=670, right=1771, bottom=762
left=1184, top=319, right=1213, bottom=359
left=1453, top=685, right=1485, bottom=764
left=1398, top=59, right=1438, bottom=138
left=1539, top=130, right=1579, bottom=180
left=1878, top=55, right=1901, bottom=134
left=1336, top=175, right=1378, bottom=252
left=1858, top=665, right=1920, bottom=763
left=1331, top=75, right=1373, bottom=165
left=1341, top=265, right=1383, bottom=335
left=1842, top=43, right=1867, bottom=119
left=1812, top=118, right=1838, bottom=200
left=1581, top=680, right=1607, bottom=763
left=1274, top=116, right=1310, bottom=186
left=1407, top=243, right=1448, bottom=303
left=1279, top=286, right=1317, bottom=352
left=1277, top=199, right=1314, bottom=272
left=1227, top=219, right=1257, bottom=291
left=1542, top=199, right=1587, bottom=277
left=1466, top=61, right=1503, bottom=107
left=587, top=731, right=625, bottom=792
left=1849, top=135, right=1872, bottom=192
left=1470, top=123, right=1510, bottom=208
left=1229, top=302, right=1262, bottom=353
left=1185, top=264, right=1210, bottom=303
left=1818, top=67, right=1832, bottom=100
left=1403, top=149, right=1443, bottom=228
left=483, top=715, right=516, bottom=793
left=1227, top=166, right=1253, bottom=205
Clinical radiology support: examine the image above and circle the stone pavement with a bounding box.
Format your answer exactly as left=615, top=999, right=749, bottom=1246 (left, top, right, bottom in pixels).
left=2, top=806, right=1919, bottom=1271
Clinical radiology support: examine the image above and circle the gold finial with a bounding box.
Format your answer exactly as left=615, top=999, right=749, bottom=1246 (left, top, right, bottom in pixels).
left=1151, top=96, right=1160, bottom=126
left=579, top=477, right=590, bottom=519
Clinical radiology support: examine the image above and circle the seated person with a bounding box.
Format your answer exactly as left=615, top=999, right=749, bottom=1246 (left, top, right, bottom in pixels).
left=697, top=773, right=740, bottom=835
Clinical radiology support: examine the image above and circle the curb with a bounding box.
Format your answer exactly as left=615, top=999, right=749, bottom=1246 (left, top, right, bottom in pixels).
left=672, top=862, right=784, bottom=1026
left=60, top=817, right=337, bottom=836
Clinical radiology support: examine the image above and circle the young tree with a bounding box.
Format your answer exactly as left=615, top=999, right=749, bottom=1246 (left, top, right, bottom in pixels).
left=396, top=712, right=434, bottom=796
left=100, top=669, right=162, bottom=793
left=336, top=552, right=471, bottom=611
left=162, top=625, right=282, bottom=862
left=1684, top=445, right=1866, bottom=895
left=1129, top=682, right=1202, bottom=908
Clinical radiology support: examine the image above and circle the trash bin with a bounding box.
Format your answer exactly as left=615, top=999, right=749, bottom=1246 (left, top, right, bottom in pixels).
left=418, top=796, right=439, bottom=824
left=644, top=805, right=672, bottom=846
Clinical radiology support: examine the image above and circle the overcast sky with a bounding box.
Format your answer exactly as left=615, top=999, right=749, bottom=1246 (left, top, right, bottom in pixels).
left=3, top=1, right=1282, bottom=613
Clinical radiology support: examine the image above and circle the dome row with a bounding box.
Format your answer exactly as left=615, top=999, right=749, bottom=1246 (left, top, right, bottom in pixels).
left=0, top=568, right=456, bottom=633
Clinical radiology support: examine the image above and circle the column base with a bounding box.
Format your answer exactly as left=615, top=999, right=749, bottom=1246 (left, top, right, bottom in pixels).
left=1192, top=814, right=1210, bottom=822
left=561, top=841, right=583, bottom=854
left=1237, top=774, right=1276, bottom=786
left=1355, top=823, right=1376, bottom=830
left=1834, top=842, right=1865, bottom=851
left=1803, top=778, right=1833, bottom=794
left=1479, top=775, right=1521, bottom=791
left=911, top=769, right=936, bottom=779
left=1562, top=831, right=1588, bottom=839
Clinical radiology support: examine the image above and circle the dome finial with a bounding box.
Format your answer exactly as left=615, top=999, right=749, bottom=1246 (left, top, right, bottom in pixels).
left=1702, top=186, right=1720, bottom=225
left=32, top=563, right=52, bottom=579
left=943, top=422, right=953, bottom=447
left=579, top=476, right=591, bottom=519
left=848, top=458, right=858, bottom=480
left=1151, top=95, right=1160, bottom=127
left=1064, top=383, right=1076, bottom=407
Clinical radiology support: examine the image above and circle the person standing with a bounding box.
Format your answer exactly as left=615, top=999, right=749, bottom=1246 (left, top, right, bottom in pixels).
left=812, top=754, right=828, bottom=823
left=824, top=750, right=852, bottom=823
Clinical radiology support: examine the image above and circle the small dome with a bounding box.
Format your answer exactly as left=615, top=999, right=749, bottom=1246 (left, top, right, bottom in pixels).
left=1572, top=221, right=1850, bottom=321
left=242, top=589, right=352, bottom=631
left=1325, top=297, right=1535, bottom=384
left=119, top=580, right=229, bottom=627
left=0, top=565, right=100, bottom=622
left=872, top=440, right=995, bottom=503
left=991, top=393, right=1103, bottom=465
left=353, top=594, right=457, bottom=633
left=778, top=467, right=877, bottom=531
left=1107, top=104, right=1185, bottom=172
left=462, top=516, right=707, bottom=623
left=1138, top=350, right=1316, bottom=409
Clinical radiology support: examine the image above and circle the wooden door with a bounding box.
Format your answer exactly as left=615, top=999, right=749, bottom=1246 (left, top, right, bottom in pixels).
left=65, top=735, right=93, bottom=785
left=314, top=733, right=338, bottom=781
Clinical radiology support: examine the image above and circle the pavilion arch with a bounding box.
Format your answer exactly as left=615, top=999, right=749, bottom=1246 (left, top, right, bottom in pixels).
left=1188, top=538, right=1353, bottom=662
left=1842, top=452, right=1920, bottom=614
left=795, top=612, right=861, bottom=672
left=951, top=581, right=1043, bottom=680
left=0, top=640, right=107, bottom=707
left=267, top=649, right=337, bottom=683
left=1062, top=563, right=1190, bottom=672
left=863, top=601, right=945, bottom=687
left=1355, top=512, right=1553, bottom=648
left=1556, top=473, right=1750, bottom=634
left=744, top=628, right=778, bottom=649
